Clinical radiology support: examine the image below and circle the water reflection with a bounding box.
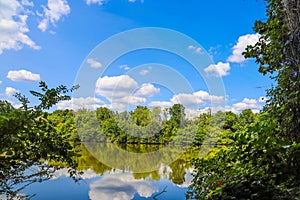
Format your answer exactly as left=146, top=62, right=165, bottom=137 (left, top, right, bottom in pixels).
left=73, top=143, right=197, bottom=199
left=3, top=143, right=199, bottom=199
left=89, top=171, right=157, bottom=200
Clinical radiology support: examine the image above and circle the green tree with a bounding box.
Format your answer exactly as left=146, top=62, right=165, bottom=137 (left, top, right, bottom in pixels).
left=48, top=109, right=78, bottom=141
left=223, top=111, right=238, bottom=132
left=96, top=107, right=114, bottom=126
left=0, top=82, right=81, bottom=199
left=194, top=113, right=211, bottom=145
left=131, top=106, right=151, bottom=127
left=151, top=107, right=162, bottom=124
left=244, top=0, right=300, bottom=142
left=238, top=109, right=256, bottom=128
left=75, top=109, right=104, bottom=142
left=169, top=104, right=185, bottom=128
left=188, top=0, right=300, bottom=198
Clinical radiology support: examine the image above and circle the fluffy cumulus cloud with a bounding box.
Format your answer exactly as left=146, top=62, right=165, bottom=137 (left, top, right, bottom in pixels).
left=171, top=93, right=202, bottom=108
left=185, top=109, right=207, bottom=119
left=151, top=94, right=264, bottom=116
left=149, top=90, right=225, bottom=111
left=0, top=80, right=2, bottom=85
left=5, top=87, right=19, bottom=97
left=38, top=0, right=71, bottom=32
left=87, top=58, right=102, bottom=68
left=7, top=69, right=40, bottom=82
left=95, top=75, right=160, bottom=110
left=149, top=101, right=172, bottom=108
left=56, top=97, right=104, bottom=111
left=86, top=0, right=105, bottom=5
left=231, top=98, right=262, bottom=113
left=193, top=90, right=225, bottom=104
left=227, top=33, right=260, bottom=63
left=96, top=75, right=138, bottom=99
left=0, top=0, right=40, bottom=54
left=134, top=83, right=160, bottom=97
left=204, top=62, right=230, bottom=77
left=89, top=172, right=157, bottom=200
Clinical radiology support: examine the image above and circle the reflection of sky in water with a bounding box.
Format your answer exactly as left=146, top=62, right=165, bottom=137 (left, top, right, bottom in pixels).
left=23, top=165, right=192, bottom=200
left=52, top=168, right=100, bottom=180
left=89, top=172, right=157, bottom=200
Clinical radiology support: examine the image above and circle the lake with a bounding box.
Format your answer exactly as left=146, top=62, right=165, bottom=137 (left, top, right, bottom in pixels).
left=14, top=143, right=203, bottom=200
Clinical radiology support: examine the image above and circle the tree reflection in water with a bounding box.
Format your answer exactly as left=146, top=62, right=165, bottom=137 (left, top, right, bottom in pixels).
left=1, top=143, right=198, bottom=199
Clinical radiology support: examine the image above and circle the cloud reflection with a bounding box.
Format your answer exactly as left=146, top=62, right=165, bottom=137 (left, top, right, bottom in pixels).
left=89, top=172, right=157, bottom=200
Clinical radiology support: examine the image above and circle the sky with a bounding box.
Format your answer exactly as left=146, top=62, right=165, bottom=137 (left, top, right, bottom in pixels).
left=0, top=0, right=273, bottom=116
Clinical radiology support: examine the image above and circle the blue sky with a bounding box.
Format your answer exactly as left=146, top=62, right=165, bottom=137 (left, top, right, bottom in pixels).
left=0, top=0, right=273, bottom=116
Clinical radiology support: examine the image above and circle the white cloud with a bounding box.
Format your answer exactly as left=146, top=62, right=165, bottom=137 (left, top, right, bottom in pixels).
left=188, top=45, right=203, bottom=54
left=89, top=172, right=157, bottom=200
left=116, top=96, right=146, bottom=105
left=193, top=90, right=225, bottom=104
left=149, top=101, right=172, bottom=108
left=185, top=109, right=207, bottom=119
left=152, top=95, right=263, bottom=115
left=106, top=102, right=128, bottom=111
left=21, top=0, right=34, bottom=7
left=120, top=65, right=130, bottom=71
left=170, top=90, right=225, bottom=109
left=87, top=58, right=102, bottom=68
left=148, top=90, right=225, bottom=110
left=231, top=98, right=261, bottom=113
left=86, top=0, right=105, bottom=5
left=134, top=83, right=160, bottom=97
left=171, top=93, right=202, bottom=108
left=0, top=80, right=2, bottom=85
left=192, top=90, right=210, bottom=100
left=0, top=0, right=40, bottom=54
left=7, top=69, right=40, bottom=82
left=5, top=87, right=19, bottom=97
left=56, top=97, right=105, bottom=111
left=204, top=62, right=230, bottom=77
left=96, top=75, right=138, bottom=99
left=96, top=75, right=160, bottom=111
left=139, top=66, right=152, bottom=76
left=38, top=0, right=70, bottom=32
left=5, top=100, right=22, bottom=109
left=52, top=168, right=99, bottom=180
left=227, top=33, right=260, bottom=63
left=197, top=96, right=266, bottom=114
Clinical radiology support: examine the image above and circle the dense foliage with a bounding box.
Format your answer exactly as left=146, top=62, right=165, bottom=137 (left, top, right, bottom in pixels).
left=188, top=0, right=300, bottom=199
left=2, top=1, right=299, bottom=199
left=0, top=82, right=81, bottom=199
left=244, top=0, right=300, bottom=143
left=73, top=103, right=258, bottom=147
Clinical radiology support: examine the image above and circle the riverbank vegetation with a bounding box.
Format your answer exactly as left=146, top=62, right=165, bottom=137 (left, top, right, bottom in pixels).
left=187, top=0, right=300, bottom=199
left=1, top=0, right=299, bottom=199
left=0, top=82, right=81, bottom=199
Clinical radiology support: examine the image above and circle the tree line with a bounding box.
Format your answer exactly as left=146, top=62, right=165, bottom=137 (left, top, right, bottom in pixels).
left=50, top=103, right=258, bottom=146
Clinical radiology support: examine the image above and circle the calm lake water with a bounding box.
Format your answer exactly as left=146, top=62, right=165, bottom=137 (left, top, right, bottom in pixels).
left=19, top=143, right=202, bottom=200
